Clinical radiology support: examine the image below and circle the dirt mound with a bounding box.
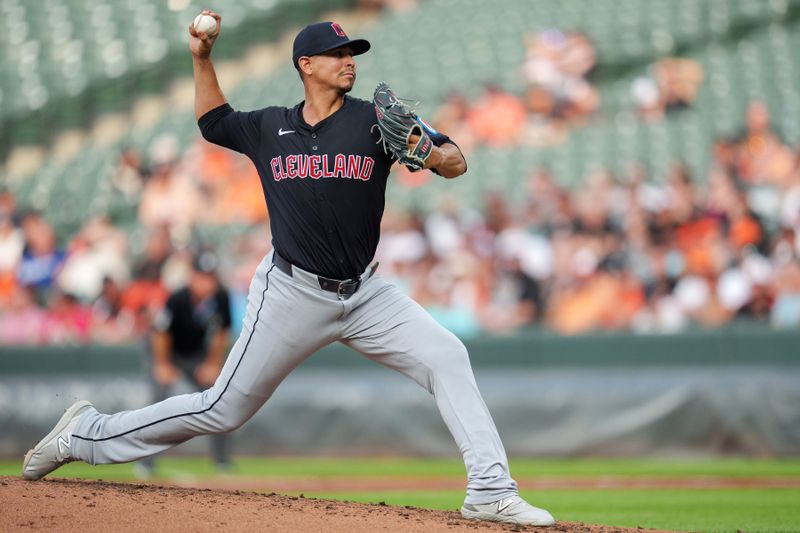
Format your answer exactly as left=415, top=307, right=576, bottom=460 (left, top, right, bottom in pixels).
left=0, top=476, right=673, bottom=532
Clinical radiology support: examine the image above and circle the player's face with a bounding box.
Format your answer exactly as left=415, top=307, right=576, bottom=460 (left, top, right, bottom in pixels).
left=312, top=46, right=356, bottom=92
left=190, top=271, right=219, bottom=301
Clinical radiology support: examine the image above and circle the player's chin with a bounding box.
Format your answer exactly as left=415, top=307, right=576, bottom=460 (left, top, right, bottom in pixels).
left=339, top=73, right=356, bottom=90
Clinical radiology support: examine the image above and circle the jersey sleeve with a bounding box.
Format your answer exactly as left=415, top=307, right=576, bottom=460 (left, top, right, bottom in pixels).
left=152, top=294, right=177, bottom=333
left=198, top=103, right=265, bottom=157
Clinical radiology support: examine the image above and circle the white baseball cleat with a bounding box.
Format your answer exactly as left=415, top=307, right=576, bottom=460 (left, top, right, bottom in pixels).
left=461, top=494, right=556, bottom=526
left=22, top=400, right=93, bottom=481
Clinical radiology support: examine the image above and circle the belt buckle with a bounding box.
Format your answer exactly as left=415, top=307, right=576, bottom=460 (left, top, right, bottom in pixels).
left=337, top=278, right=360, bottom=300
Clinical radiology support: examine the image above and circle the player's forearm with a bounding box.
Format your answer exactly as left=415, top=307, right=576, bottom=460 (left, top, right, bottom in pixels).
left=205, top=330, right=230, bottom=366
left=193, top=56, right=227, bottom=120
left=151, top=331, right=173, bottom=365
left=427, top=143, right=467, bottom=179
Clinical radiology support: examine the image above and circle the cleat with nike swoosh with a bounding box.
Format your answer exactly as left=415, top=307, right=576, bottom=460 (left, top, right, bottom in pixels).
left=460, top=495, right=555, bottom=526
left=22, top=400, right=93, bottom=481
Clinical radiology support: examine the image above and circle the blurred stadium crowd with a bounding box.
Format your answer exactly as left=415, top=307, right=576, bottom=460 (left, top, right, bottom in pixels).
left=1, top=19, right=800, bottom=345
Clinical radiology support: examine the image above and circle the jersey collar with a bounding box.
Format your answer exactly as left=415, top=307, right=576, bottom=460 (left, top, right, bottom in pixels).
left=292, top=95, right=352, bottom=132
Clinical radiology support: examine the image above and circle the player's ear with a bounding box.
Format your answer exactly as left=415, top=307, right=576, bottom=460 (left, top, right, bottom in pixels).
left=298, top=56, right=313, bottom=78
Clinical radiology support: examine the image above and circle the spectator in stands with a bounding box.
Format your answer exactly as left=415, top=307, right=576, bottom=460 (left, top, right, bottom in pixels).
left=433, top=92, right=478, bottom=155
left=522, top=29, right=599, bottom=126
left=631, top=75, right=664, bottom=122
left=92, top=276, right=136, bottom=344
left=712, top=137, right=739, bottom=175
left=17, top=212, right=65, bottom=302
left=558, top=32, right=600, bottom=122
left=632, top=57, right=705, bottom=121
left=727, top=195, right=765, bottom=250
left=654, top=58, right=705, bottom=112
left=8, top=39, right=800, bottom=341
left=414, top=252, right=483, bottom=339
left=139, top=135, right=204, bottom=231
left=203, top=156, right=268, bottom=224
left=111, top=146, right=147, bottom=200
left=122, top=261, right=170, bottom=339
left=138, top=161, right=204, bottom=230
left=41, top=290, right=92, bottom=344
left=523, top=168, right=570, bottom=232
left=136, top=224, right=173, bottom=276
left=6, top=156, right=797, bottom=340
left=0, top=285, right=46, bottom=344
left=423, top=198, right=466, bottom=260
left=665, top=164, right=698, bottom=225
left=547, top=269, right=619, bottom=334
left=377, top=208, right=428, bottom=265
left=522, top=29, right=569, bottom=100
left=58, top=216, right=130, bottom=302
left=115, top=225, right=173, bottom=338
left=738, top=247, right=774, bottom=320
left=467, top=84, right=527, bottom=147
left=0, top=201, right=23, bottom=308
left=780, top=169, right=800, bottom=231
left=771, top=255, right=800, bottom=328
left=734, top=101, right=796, bottom=186
left=480, top=256, right=541, bottom=334
left=0, top=187, right=17, bottom=213
left=160, top=248, right=195, bottom=292
left=571, top=168, right=617, bottom=235
left=773, top=222, right=797, bottom=255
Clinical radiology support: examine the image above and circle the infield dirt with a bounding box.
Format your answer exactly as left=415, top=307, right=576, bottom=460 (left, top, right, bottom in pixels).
left=0, top=476, right=677, bottom=533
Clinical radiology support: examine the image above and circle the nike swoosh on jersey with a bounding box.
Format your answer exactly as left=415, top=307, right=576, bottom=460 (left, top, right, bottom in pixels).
left=278, top=128, right=296, bottom=136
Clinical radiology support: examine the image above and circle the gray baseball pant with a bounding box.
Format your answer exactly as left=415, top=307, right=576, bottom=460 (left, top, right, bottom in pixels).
left=139, top=354, right=232, bottom=471
left=71, top=251, right=518, bottom=504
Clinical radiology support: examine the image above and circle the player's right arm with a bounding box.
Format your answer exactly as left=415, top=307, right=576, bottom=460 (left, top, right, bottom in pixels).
left=191, top=8, right=264, bottom=156
left=190, top=9, right=226, bottom=120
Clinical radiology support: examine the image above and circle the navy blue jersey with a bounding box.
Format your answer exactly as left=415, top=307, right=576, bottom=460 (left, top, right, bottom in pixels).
left=155, top=287, right=232, bottom=358
left=199, top=96, right=452, bottom=279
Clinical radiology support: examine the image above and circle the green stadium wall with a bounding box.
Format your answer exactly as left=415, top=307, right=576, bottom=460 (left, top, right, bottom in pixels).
left=2, top=329, right=799, bottom=458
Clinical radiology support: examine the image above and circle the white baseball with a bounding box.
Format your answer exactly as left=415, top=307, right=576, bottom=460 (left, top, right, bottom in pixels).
left=193, top=14, right=218, bottom=36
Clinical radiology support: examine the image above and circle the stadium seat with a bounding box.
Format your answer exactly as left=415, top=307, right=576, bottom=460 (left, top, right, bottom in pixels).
left=7, top=0, right=800, bottom=226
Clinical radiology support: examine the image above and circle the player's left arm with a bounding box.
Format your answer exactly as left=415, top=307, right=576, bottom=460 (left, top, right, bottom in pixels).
left=408, top=133, right=467, bottom=179
left=424, top=141, right=467, bottom=179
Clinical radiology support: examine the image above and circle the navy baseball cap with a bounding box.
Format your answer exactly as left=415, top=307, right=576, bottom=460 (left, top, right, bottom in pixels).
left=292, top=21, right=370, bottom=68
left=192, top=251, right=220, bottom=275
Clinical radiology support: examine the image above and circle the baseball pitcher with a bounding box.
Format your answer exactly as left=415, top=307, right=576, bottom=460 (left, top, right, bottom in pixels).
left=23, top=11, right=555, bottom=527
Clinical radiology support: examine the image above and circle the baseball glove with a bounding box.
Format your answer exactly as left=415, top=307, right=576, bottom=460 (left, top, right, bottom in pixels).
left=372, top=82, right=435, bottom=172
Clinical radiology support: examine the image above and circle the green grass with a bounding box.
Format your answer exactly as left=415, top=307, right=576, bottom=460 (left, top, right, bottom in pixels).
left=4, top=456, right=799, bottom=479
left=297, top=489, right=800, bottom=533
left=3, top=457, right=800, bottom=532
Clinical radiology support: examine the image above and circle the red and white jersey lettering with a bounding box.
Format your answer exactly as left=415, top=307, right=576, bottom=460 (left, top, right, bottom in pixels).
left=270, top=154, right=375, bottom=181
left=199, top=95, right=452, bottom=279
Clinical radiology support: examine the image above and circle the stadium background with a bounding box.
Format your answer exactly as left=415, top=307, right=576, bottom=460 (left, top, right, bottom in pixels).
left=1, top=0, right=799, bottom=531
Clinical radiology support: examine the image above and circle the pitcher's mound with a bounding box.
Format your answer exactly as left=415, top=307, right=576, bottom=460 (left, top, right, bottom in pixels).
left=0, top=476, right=673, bottom=532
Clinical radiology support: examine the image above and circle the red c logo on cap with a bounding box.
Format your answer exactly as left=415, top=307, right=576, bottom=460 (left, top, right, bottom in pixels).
left=331, top=22, right=346, bottom=37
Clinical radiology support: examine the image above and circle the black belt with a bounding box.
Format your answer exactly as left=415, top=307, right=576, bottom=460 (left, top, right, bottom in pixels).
left=272, top=251, right=376, bottom=298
